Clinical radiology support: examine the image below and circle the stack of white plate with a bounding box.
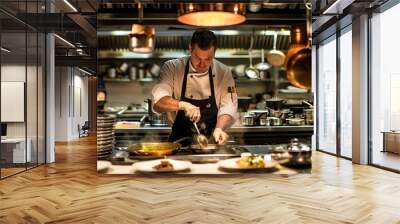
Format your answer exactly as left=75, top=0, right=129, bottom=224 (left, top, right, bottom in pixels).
left=97, top=116, right=115, bottom=160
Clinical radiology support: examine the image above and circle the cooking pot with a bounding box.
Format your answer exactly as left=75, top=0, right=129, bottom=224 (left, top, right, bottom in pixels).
left=242, top=114, right=255, bottom=126
left=287, top=118, right=305, bottom=126
left=304, top=109, right=314, bottom=125
left=272, top=138, right=312, bottom=167
left=268, top=117, right=282, bottom=126
left=266, top=98, right=286, bottom=111
left=286, top=138, right=312, bottom=166
left=129, top=65, right=137, bottom=80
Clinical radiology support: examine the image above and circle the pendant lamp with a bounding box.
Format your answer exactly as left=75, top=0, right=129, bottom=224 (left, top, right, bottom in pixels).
left=177, top=3, right=246, bottom=27
left=128, top=2, right=155, bottom=53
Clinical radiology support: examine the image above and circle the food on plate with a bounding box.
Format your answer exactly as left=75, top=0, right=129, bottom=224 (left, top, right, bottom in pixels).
left=152, top=160, right=174, bottom=171
left=236, top=153, right=265, bottom=168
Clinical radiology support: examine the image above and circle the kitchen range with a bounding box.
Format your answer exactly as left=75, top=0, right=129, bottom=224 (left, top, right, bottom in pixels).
left=96, top=1, right=313, bottom=175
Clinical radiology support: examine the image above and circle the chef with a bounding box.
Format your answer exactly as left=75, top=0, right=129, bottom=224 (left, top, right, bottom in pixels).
left=151, top=29, right=238, bottom=146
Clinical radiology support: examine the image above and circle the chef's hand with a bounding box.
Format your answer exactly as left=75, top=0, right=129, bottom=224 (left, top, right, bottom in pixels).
left=178, top=101, right=201, bottom=122
left=213, top=128, right=229, bottom=145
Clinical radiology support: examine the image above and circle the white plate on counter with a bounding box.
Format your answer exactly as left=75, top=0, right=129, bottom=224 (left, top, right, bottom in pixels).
left=132, top=159, right=192, bottom=173
left=97, top=160, right=112, bottom=172
left=217, top=157, right=278, bottom=170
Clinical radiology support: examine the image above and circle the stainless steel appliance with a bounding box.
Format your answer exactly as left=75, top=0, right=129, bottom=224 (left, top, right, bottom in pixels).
left=147, top=99, right=169, bottom=127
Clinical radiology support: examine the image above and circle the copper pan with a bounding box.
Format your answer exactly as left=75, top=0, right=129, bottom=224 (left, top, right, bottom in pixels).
left=286, top=1, right=312, bottom=90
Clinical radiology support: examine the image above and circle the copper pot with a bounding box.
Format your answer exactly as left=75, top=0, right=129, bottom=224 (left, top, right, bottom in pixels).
left=285, top=2, right=312, bottom=90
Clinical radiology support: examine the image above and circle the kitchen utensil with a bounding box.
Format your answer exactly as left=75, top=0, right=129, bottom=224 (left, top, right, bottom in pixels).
left=304, top=109, right=314, bottom=125
left=132, top=159, right=192, bottom=173
left=287, top=118, right=305, bottom=126
left=234, top=64, right=246, bottom=77
left=149, top=64, right=160, bottom=77
left=256, top=48, right=271, bottom=71
left=285, top=23, right=307, bottom=67
left=302, top=100, right=314, bottom=108
left=129, top=65, right=137, bottom=80
left=285, top=138, right=312, bottom=166
left=127, top=137, right=189, bottom=156
left=107, top=67, right=116, bottom=79
left=286, top=1, right=312, bottom=89
left=242, top=114, right=255, bottom=126
left=259, top=117, right=270, bottom=126
left=193, top=122, right=208, bottom=148
left=267, top=32, right=286, bottom=67
left=266, top=98, right=286, bottom=111
left=190, top=144, right=220, bottom=154
left=245, top=34, right=260, bottom=79
left=268, top=117, right=282, bottom=126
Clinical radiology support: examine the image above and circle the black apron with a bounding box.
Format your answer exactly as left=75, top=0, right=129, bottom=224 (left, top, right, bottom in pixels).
left=168, top=58, right=218, bottom=146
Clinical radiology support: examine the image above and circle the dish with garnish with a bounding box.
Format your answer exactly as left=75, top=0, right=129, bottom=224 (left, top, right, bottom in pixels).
left=132, top=159, right=192, bottom=173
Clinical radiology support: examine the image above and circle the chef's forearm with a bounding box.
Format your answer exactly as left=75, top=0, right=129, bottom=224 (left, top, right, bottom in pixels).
left=153, top=96, right=180, bottom=113
left=216, top=114, right=234, bottom=130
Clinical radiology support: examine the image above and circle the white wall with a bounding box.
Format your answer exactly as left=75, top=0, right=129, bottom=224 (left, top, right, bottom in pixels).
left=55, top=67, right=89, bottom=141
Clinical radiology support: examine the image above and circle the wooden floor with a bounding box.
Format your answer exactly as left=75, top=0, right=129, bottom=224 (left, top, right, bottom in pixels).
left=1, top=136, right=400, bottom=224
left=373, top=150, right=400, bottom=171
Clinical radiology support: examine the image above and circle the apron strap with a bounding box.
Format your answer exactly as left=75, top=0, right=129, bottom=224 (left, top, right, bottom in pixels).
left=208, top=66, right=215, bottom=98
left=180, top=57, right=190, bottom=100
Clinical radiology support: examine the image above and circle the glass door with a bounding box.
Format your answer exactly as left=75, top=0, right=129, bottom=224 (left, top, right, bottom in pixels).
left=370, top=2, right=400, bottom=171
left=317, top=35, right=337, bottom=155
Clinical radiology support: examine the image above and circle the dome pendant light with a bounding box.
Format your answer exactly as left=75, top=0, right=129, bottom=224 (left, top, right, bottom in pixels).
left=177, top=3, right=246, bottom=27
left=128, top=2, right=155, bottom=53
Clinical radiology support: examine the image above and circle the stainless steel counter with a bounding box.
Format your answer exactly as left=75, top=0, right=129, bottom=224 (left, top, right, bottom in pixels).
left=113, top=125, right=314, bottom=147
left=114, top=125, right=314, bottom=134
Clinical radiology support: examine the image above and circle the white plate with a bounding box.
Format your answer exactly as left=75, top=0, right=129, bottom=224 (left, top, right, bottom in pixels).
left=97, top=160, right=112, bottom=172
left=132, top=159, right=192, bottom=173
left=217, top=157, right=278, bottom=170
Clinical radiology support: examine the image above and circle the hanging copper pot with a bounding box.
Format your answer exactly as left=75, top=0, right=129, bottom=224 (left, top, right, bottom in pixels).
left=284, top=23, right=307, bottom=67
left=286, top=1, right=312, bottom=90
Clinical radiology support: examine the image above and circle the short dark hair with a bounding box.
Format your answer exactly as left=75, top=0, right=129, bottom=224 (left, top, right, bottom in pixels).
left=190, top=29, right=217, bottom=50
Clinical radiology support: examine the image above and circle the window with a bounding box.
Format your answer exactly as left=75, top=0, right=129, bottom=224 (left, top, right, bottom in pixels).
left=317, top=35, right=337, bottom=154
left=370, top=3, right=400, bottom=171
left=339, top=27, right=352, bottom=158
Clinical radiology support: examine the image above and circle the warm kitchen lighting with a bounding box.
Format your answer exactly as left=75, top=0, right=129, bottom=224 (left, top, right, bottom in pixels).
left=129, top=2, right=155, bottom=53
left=1, top=47, right=11, bottom=53
left=177, top=3, right=246, bottom=27
left=63, top=0, right=78, bottom=12
left=128, top=24, right=155, bottom=53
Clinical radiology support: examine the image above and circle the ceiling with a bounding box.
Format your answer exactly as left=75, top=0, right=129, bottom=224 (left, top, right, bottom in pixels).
left=97, top=2, right=306, bottom=53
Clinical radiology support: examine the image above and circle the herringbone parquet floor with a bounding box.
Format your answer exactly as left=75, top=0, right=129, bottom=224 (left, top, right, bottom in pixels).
left=1, top=136, right=400, bottom=224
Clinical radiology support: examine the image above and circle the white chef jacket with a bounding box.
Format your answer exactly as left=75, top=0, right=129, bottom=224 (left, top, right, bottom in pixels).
left=151, top=56, right=238, bottom=125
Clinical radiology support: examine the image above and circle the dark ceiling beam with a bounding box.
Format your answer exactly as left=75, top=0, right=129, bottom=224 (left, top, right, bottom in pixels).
left=100, top=0, right=305, bottom=3
left=97, top=12, right=305, bottom=27
left=55, top=55, right=97, bottom=71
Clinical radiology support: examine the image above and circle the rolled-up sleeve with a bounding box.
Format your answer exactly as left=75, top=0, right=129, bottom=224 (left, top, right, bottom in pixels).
left=217, top=69, right=238, bottom=121
left=151, top=63, right=174, bottom=108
